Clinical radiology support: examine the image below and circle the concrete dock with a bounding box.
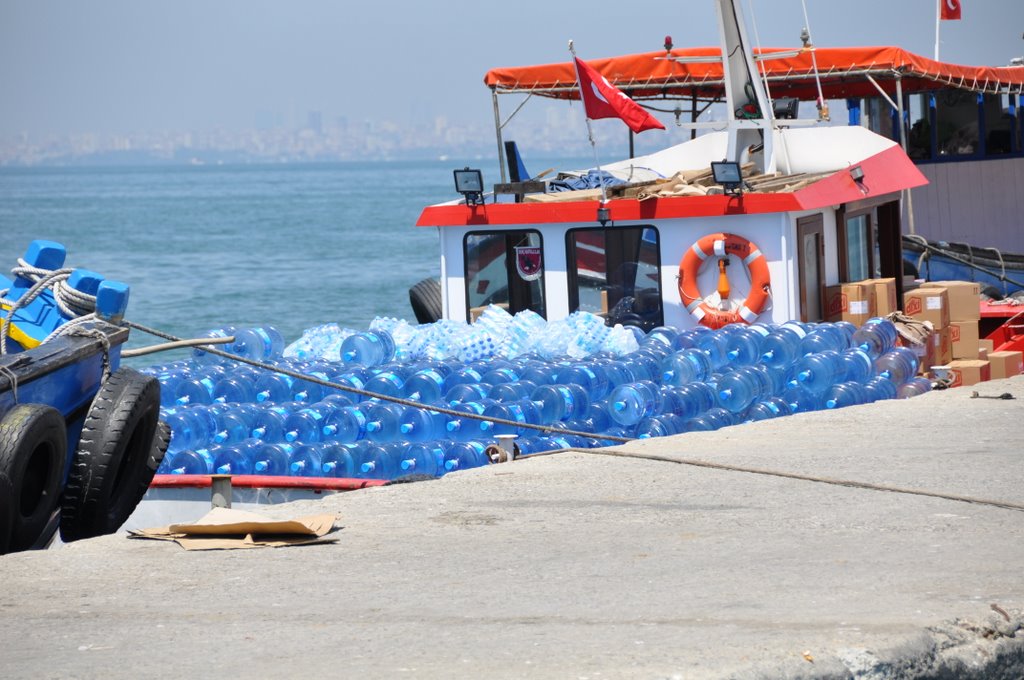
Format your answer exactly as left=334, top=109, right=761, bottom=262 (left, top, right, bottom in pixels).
left=1, top=377, right=1023, bottom=679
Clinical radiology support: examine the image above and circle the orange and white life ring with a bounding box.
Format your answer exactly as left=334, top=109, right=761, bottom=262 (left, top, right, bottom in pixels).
left=677, top=232, right=771, bottom=329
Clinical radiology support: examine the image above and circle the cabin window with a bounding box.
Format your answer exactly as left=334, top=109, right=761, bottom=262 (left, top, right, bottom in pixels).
left=983, top=94, right=1014, bottom=155
left=936, top=90, right=980, bottom=157
left=838, top=212, right=874, bottom=283
left=463, top=230, right=545, bottom=322
left=565, top=226, right=663, bottom=331
left=864, top=97, right=898, bottom=142
left=907, top=94, right=932, bottom=160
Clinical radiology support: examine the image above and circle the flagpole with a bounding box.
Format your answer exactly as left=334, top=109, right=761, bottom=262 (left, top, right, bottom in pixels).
left=934, top=0, right=941, bottom=60
left=568, top=40, right=608, bottom=206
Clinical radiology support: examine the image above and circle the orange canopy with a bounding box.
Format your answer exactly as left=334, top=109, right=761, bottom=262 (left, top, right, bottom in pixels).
left=484, top=46, right=1024, bottom=102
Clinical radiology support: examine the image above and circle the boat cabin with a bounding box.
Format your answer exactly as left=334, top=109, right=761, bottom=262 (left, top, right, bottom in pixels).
left=416, top=1, right=933, bottom=330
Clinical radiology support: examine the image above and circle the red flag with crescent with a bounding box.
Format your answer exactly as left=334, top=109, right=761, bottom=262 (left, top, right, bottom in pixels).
left=574, top=57, right=665, bottom=134
left=940, top=0, right=962, bottom=21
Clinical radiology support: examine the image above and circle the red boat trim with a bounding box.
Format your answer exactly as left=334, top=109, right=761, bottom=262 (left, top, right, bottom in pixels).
left=416, top=146, right=926, bottom=228
left=151, top=474, right=388, bottom=490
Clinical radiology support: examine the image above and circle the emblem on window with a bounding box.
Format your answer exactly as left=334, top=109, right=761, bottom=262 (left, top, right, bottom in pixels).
left=515, top=246, right=543, bottom=281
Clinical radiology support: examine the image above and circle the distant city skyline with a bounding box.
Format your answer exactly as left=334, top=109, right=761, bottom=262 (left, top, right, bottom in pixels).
left=1, top=0, right=1021, bottom=162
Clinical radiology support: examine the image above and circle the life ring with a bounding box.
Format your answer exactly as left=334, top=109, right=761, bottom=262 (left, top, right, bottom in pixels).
left=678, top=232, right=771, bottom=329
left=0, top=404, right=68, bottom=553
left=60, top=367, right=161, bottom=542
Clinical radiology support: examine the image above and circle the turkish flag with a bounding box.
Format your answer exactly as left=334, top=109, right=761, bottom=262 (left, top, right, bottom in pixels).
left=940, top=0, right=962, bottom=21
left=574, top=57, right=665, bottom=133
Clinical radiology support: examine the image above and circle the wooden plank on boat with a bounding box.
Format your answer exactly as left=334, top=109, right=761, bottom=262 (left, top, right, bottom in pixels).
left=493, top=181, right=547, bottom=195
left=523, top=188, right=604, bottom=203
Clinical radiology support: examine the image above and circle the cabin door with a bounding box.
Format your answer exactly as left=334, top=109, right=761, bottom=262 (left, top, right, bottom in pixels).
left=797, top=215, right=825, bottom=322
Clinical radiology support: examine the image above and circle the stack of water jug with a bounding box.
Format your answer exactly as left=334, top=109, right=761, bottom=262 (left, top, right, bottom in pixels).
left=145, top=308, right=932, bottom=482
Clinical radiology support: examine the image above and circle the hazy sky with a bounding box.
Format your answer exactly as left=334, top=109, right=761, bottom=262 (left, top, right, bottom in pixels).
left=1, top=0, right=1021, bottom=137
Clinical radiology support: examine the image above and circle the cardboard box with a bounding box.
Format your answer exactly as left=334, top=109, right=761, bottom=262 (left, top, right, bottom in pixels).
left=872, top=277, right=898, bottom=316
left=988, top=350, right=1024, bottom=379
left=979, top=347, right=989, bottom=361
left=920, top=281, right=981, bottom=321
left=980, top=339, right=995, bottom=354
left=935, top=325, right=952, bottom=365
left=903, top=288, right=950, bottom=329
left=949, top=320, right=980, bottom=360
left=824, top=282, right=875, bottom=326
left=946, top=359, right=991, bottom=387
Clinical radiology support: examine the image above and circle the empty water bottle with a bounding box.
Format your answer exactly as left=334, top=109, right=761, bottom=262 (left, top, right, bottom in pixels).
left=479, top=399, right=542, bottom=436
left=164, top=409, right=212, bottom=454
left=659, top=382, right=715, bottom=421
left=608, top=380, right=663, bottom=426
left=864, top=376, right=898, bottom=402
left=531, top=384, right=590, bottom=423
left=556, top=364, right=611, bottom=400
left=398, top=407, right=449, bottom=443
left=686, top=407, right=736, bottom=432
left=213, top=439, right=261, bottom=475
left=801, top=325, right=849, bottom=355
left=229, top=326, right=285, bottom=361
left=443, top=441, right=489, bottom=473
left=192, top=326, right=237, bottom=366
left=445, top=382, right=490, bottom=405
left=396, top=443, right=444, bottom=477
left=289, top=444, right=325, bottom=476
left=852, top=318, right=898, bottom=359
left=212, top=372, right=259, bottom=404
left=403, top=368, right=447, bottom=404
left=249, top=404, right=296, bottom=441
left=897, top=376, right=933, bottom=398
left=660, top=348, right=713, bottom=386
left=792, top=350, right=843, bottom=395
left=824, top=381, right=871, bottom=409
left=488, top=380, right=538, bottom=403
left=174, top=375, right=218, bottom=406
left=717, top=366, right=767, bottom=413
left=251, top=443, right=293, bottom=475
left=760, top=323, right=807, bottom=368
left=341, top=330, right=396, bottom=367
left=254, top=372, right=302, bottom=404
left=724, top=325, right=769, bottom=365
left=745, top=397, right=792, bottom=421
left=874, top=347, right=919, bottom=385
left=838, top=348, right=875, bottom=384
left=283, top=405, right=334, bottom=443
left=446, top=400, right=496, bottom=441
left=363, top=402, right=406, bottom=442
left=356, top=443, right=400, bottom=479
left=167, top=448, right=215, bottom=475
left=211, top=406, right=259, bottom=445
left=320, top=405, right=369, bottom=443
left=321, top=443, right=359, bottom=477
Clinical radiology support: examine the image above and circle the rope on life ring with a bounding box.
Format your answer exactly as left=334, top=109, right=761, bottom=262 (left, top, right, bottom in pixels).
left=677, top=232, right=771, bottom=329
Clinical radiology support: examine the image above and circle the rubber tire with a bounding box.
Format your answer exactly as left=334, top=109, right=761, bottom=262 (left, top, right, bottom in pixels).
left=0, top=473, right=12, bottom=554
left=60, top=368, right=161, bottom=543
left=0, top=404, right=67, bottom=553
left=409, top=278, right=443, bottom=324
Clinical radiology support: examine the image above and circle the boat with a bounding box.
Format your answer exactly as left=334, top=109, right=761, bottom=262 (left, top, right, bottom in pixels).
left=0, top=241, right=167, bottom=554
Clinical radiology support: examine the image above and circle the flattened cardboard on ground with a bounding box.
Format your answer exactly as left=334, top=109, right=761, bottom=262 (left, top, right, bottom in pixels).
left=128, top=507, right=340, bottom=551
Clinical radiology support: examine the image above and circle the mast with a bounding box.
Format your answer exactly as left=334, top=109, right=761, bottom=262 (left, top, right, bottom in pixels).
left=715, top=0, right=777, bottom=173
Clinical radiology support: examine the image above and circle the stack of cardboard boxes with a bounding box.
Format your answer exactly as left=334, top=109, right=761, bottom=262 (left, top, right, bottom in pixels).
left=825, top=278, right=898, bottom=327
left=903, top=280, right=1023, bottom=387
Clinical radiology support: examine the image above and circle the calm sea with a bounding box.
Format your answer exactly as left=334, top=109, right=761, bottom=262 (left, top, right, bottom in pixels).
left=0, top=160, right=517, bottom=354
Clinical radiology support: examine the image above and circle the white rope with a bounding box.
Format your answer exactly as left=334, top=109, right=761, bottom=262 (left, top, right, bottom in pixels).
left=1, top=260, right=100, bottom=355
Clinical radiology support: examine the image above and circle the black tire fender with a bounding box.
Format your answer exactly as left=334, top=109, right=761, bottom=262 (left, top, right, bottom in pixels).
left=60, top=367, right=161, bottom=542
left=409, top=277, right=443, bottom=324
left=0, top=404, right=67, bottom=553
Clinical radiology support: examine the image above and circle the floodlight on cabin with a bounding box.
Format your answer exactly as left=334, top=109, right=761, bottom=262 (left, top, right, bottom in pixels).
left=711, top=161, right=744, bottom=195
left=772, top=97, right=800, bottom=120
left=454, top=167, right=484, bottom=206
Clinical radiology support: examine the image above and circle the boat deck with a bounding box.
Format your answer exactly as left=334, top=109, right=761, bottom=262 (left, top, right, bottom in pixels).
left=1, top=376, right=1022, bottom=678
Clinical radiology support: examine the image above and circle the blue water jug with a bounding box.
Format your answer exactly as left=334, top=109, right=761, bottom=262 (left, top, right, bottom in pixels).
left=479, top=399, right=542, bottom=436
left=174, top=375, right=218, bottom=406
left=445, top=400, right=496, bottom=441
left=864, top=376, right=898, bottom=402
left=399, top=407, right=449, bottom=443
left=212, top=373, right=258, bottom=404
left=211, top=406, right=259, bottom=445
left=659, top=383, right=715, bottom=421
left=608, top=380, right=663, bottom=426
left=488, top=380, right=539, bottom=403
left=725, top=325, right=769, bottom=365
left=213, top=439, right=262, bottom=475
left=760, top=323, right=807, bottom=368
left=838, top=348, right=875, bottom=384
left=356, top=443, right=400, bottom=479
left=191, top=326, right=238, bottom=366
left=164, top=409, right=212, bottom=453
left=320, top=405, right=369, bottom=443
left=745, top=397, right=792, bottom=421
left=874, top=347, right=919, bottom=385
left=403, top=368, right=447, bottom=404
left=686, top=407, right=736, bottom=432
left=321, top=443, right=360, bottom=477
left=443, top=441, right=490, bottom=473
left=531, top=384, right=590, bottom=423
left=792, top=350, right=843, bottom=395
left=283, top=405, right=335, bottom=443
left=289, top=443, right=326, bottom=476
left=692, top=331, right=730, bottom=371
left=824, top=381, right=871, bottom=409
left=801, top=325, right=849, bottom=355
left=249, top=404, right=296, bottom=441
left=852, top=318, right=898, bottom=359
left=341, top=330, right=396, bottom=367
left=228, top=326, right=285, bottom=361
left=717, top=366, right=766, bottom=413
left=364, top=402, right=406, bottom=442
left=250, top=443, right=293, bottom=475
left=167, top=448, right=215, bottom=475
left=897, top=376, right=933, bottom=398
left=445, top=382, right=490, bottom=405
left=660, top=348, right=713, bottom=386
left=396, top=443, right=444, bottom=477
left=781, top=383, right=822, bottom=413
left=556, top=364, right=611, bottom=400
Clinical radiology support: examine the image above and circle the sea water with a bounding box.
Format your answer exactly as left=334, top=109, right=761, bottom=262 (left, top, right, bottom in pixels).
left=0, top=160, right=513, bottom=350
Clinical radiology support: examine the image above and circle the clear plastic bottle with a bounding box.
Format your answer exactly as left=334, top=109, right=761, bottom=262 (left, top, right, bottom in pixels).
left=556, top=364, right=611, bottom=401
left=800, top=325, right=849, bottom=355
left=212, top=372, right=259, bottom=404
left=487, top=380, right=538, bottom=403
left=254, top=372, right=301, bottom=404
left=686, top=407, right=736, bottom=432
left=174, top=375, right=218, bottom=406
left=660, top=348, right=713, bottom=386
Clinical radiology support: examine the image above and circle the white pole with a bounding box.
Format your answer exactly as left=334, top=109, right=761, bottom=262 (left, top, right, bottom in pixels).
left=568, top=40, right=608, bottom=206
left=934, top=0, right=941, bottom=61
